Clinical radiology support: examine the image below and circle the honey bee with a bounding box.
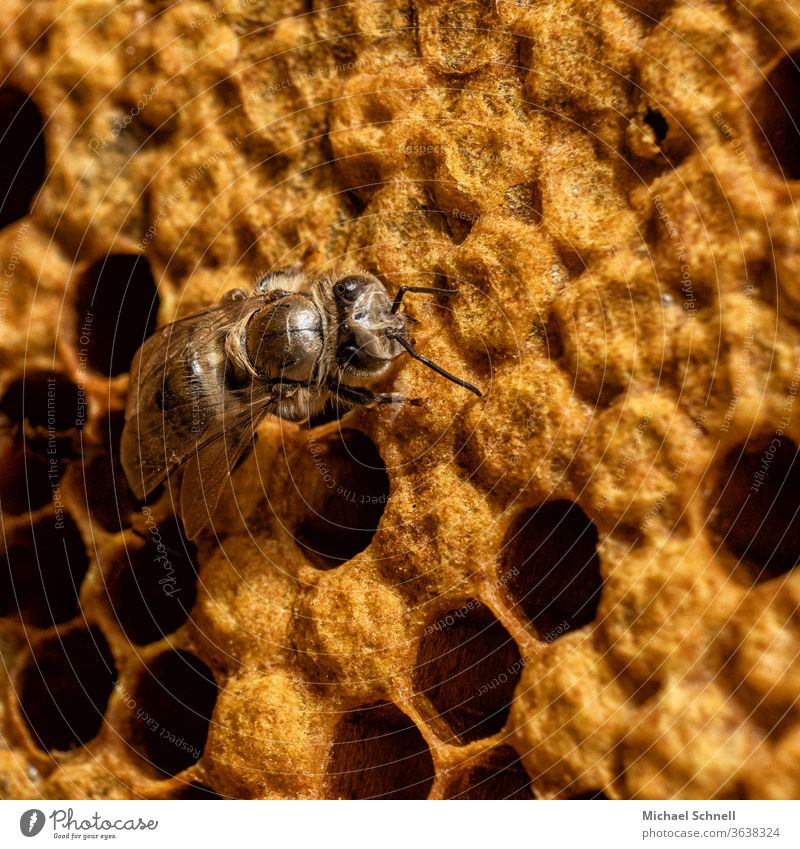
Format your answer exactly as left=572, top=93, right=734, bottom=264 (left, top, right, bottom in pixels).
left=120, top=268, right=481, bottom=539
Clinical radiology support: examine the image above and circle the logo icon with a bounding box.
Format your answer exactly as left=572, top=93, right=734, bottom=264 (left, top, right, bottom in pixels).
left=19, top=810, right=45, bottom=837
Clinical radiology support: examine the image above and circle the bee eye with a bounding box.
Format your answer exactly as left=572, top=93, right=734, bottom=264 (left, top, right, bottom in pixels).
left=334, top=278, right=360, bottom=300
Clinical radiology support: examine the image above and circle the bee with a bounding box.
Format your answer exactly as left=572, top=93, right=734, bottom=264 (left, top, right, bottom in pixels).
left=120, top=268, right=481, bottom=539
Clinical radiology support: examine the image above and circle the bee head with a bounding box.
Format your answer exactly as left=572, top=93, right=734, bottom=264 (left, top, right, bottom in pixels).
left=329, top=273, right=482, bottom=396
left=332, top=274, right=407, bottom=379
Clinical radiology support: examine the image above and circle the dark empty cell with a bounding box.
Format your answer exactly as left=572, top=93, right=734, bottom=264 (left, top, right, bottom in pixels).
left=711, top=437, right=800, bottom=581
left=644, top=107, right=668, bottom=145
left=0, top=514, right=89, bottom=626
left=413, top=601, right=522, bottom=745
left=0, top=372, right=82, bottom=432
left=327, top=702, right=435, bottom=799
left=109, top=515, right=197, bottom=645
left=83, top=411, right=139, bottom=531
left=751, top=53, right=800, bottom=179
left=173, top=782, right=223, bottom=799
left=292, top=429, right=390, bottom=569
left=0, top=444, right=52, bottom=514
left=445, top=746, right=534, bottom=799
left=19, top=627, right=116, bottom=751
left=0, top=372, right=83, bottom=459
left=75, top=254, right=159, bottom=377
left=0, top=86, right=46, bottom=230
left=500, top=501, right=603, bottom=640
left=129, top=651, right=217, bottom=776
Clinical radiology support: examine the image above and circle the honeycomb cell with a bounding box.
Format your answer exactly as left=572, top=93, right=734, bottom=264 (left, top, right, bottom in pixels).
left=74, top=254, right=159, bottom=377
left=0, top=371, right=82, bottom=433
left=81, top=411, right=140, bottom=532
left=413, top=600, right=522, bottom=744
left=0, top=444, right=52, bottom=514
left=0, top=371, right=83, bottom=461
left=19, top=627, right=117, bottom=751
left=644, top=106, right=669, bottom=147
left=127, top=651, right=218, bottom=777
left=326, top=702, right=435, bottom=799
left=108, top=516, right=198, bottom=645
left=0, top=514, right=89, bottom=626
left=751, top=52, right=800, bottom=180
left=499, top=501, right=603, bottom=641
left=291, top=429, right=390, bottom=569
left=0, top=86, right=46, bottom=230
left=710, top=436, right=800, bottom=582
left=444, top=745, right=534, bottom=799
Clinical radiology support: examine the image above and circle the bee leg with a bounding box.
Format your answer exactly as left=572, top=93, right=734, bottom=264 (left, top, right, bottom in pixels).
left=221, top=287, right=248, bottom=302
left=328, top=383, right=424, bottom=408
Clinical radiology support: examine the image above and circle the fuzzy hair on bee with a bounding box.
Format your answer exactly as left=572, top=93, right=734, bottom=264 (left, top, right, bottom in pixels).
left=120, top=267, right=481, bottom=539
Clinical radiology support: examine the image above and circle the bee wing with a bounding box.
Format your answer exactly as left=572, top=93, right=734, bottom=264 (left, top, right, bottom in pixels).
left=179, top=413, right=266, bottom=540
left=120, top=297, right=276, bottom=500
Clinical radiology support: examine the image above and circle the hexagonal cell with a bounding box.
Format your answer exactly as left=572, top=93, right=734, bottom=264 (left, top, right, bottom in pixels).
left=751, top=52, right=800, bottom=179
left=18, top=627, right=117, bottom=751
left=0, top=371, right=83, bottom=456
left=107, top=515, right=198, bottom=645
left=326, top=702, right=435, bottom=799
left=710, top=436, right=800, bottom=582
left=127, top=651, right=218, bottom=777
left=74, top=254, right=159, bottom=377
left=291, top=429, right=390, bottom=569
left=0, top=443, right=53, bottom=514
left=499, top=500, right=603, bottom=641
left=0, top=371, right=82, bottom=431
left=0, top=86, right=46, bottom=230
left=444, top=745, right=534, bottom=799
left=0, top=514, right=89, bottom=626
left=413, top=600, right=522, bottom=744
left=80, top=411, right=141, bottom=532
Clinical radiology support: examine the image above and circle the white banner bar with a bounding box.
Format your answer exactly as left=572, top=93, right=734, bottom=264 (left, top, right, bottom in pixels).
left=1, top=800, right=798, bottom=848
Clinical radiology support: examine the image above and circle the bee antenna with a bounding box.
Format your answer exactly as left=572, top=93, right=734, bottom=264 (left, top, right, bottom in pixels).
left=388, top=333, right=482, bottom=397
left=390, top=285, right=459, bottom=314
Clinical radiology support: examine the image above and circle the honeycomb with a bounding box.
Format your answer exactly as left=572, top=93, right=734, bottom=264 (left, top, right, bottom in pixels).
left=0, top=0, right=799, bottom=800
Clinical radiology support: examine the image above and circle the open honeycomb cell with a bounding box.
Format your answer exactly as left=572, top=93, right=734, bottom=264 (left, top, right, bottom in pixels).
left=0, top=0, right=799, bottom=802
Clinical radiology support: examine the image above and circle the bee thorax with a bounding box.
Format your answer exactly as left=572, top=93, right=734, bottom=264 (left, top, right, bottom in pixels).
left=245, top=296, right=324, bottom=382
